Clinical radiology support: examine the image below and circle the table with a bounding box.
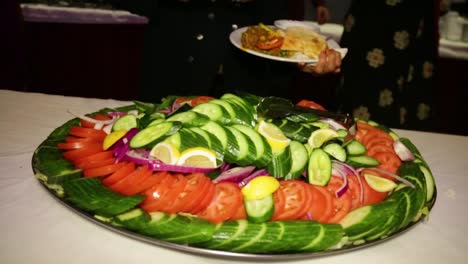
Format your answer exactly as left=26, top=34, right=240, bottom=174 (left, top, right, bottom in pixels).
left=1, top=89, right=467, bottom=264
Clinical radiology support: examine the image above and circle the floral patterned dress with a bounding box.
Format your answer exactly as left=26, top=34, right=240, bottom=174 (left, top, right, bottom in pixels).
left=336, top=0, right=438, bottom=131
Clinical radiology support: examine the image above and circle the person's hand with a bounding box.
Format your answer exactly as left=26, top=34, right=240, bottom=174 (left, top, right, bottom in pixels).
left=316, top=6, right=330, bottom=25
left=298, top=49, right=341, bottom=75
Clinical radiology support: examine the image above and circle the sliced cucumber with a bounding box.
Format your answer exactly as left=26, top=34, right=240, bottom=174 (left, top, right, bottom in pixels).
left=244, top=194, right=275, bottom=223
left=285, top=140, right=309, bottom=180
left=129, top=121, right=182, bottom=148
left=112, top=114, right=138, bottom=131
left=346, top=155, right=380, bottom=168
left=225, top=126, right=257, bottom=166
left=267, top=146, right=292, bottom=178
left=322, top=142, right=347, bottom=162
left=192, top=102, right=230, bottom=124
left=344, top=139, right=367, bottom=156
left=231, top=124, right=273, bottom=168
left=166, top=111, right=210, bottom=127
left=307, top=148, right=332, bottom=186
left=63, top=177, right=145, bottom=217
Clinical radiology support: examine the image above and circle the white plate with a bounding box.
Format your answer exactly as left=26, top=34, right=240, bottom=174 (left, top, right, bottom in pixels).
left=229, top=26, right=348, bottom=64
left=274, top=19, right=321, bottom=32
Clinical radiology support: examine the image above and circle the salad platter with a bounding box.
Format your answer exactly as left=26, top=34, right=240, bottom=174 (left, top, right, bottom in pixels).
left=32, top=93, right=436, bottom=260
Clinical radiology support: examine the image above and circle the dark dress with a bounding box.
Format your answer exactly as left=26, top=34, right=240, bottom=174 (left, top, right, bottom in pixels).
left=337, top=0, right=438, bottom=131
left=113, top=0, right=303, bottom=103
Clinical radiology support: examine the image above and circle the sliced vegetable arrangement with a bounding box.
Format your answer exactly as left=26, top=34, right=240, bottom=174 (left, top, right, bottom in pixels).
left=32, top=93, right=436, bottom=256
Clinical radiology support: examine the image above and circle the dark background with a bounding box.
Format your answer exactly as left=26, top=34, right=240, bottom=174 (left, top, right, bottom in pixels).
left=1, top=0, right=467, bottom=136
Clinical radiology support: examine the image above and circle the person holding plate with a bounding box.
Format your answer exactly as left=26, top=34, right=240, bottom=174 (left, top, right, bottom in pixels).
left=110, top=0, right=341, bottom=103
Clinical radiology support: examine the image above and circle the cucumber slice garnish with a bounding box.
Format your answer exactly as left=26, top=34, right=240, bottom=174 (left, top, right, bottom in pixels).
left=307, top=148, right=332, bottom=186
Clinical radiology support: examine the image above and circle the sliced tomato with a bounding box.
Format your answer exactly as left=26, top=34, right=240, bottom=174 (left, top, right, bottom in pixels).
left=170, top=173, right=212, bottom=213
left=296, top=99, right=326, bottom=111
left=257, top=36, right=284, bottom=50
left=191, top=96, right=214, bottom=107
left=347, top=173, right=363, bottom=210
left=83, top=162, right=126, bottom=178
left=326, top=176, right=352, bottom=223
left=131, top=171, right=169, bottom=195
left=80, top=113, right=111, bottom=128
left=189, top=180, right=215, bottom=214
left=355, top=121, right=376, bottom=141
left=373, top=151, right=402, bottom=174
left=57, top=141, right=102, bottom=150
left=109, top=165, right=151, bottom=195
left=65, top=136, right=102, bottom=143
left=74, top=150, right=113, bottom=167
left=360, top=169, right=389, bottom=206
left=77, top=158, right=116, bottom=170
left=120, top=168, right=154, bottom=196
left=68, top=126, right=107, bottom=141
left=303, top=185, right=334, bottom=223
left=229, top=201, right=247, bottom=220
left=271, top=180, right=311, bottom=221
left=271, top=186, right=286, bottom=220
left=157, top=174, right=188, bottom=212
left=174, top=97, right=193, bottom=107
left=102, top=162, right=135, bottom=186
left=62, top=144, right=104, bottom=162
left=140, top=173, right=177, bottom=212
left=197, top=182, right=243, bottom=223
left=366, top=143, right=395, bottom=157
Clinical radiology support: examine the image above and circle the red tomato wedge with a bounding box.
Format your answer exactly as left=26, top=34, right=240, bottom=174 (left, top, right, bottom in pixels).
left=256, top=37, right=284, bottom=50
left=296, top=99, right=326, bottom=111
left=189, top=180, right=215, bottom=214
left=102, top=162, right=135, bottom=186
left=271, top=180, right=311, bottom=221
left=197, top=182, right=243, bottom=223
left=68, top=126, right=107, bottom=141
left=326, top=176, right=352, bottom=224
left=83, top=162, right=126, bottom=178
left=80, top=113, right=111, bottom=128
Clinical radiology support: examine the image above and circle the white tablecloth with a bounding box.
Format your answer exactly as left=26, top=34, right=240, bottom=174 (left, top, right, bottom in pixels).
left=1, top=89, right=467, bottom=264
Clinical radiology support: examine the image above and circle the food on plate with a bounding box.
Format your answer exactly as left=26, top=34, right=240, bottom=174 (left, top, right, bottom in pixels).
left=241, top=23, right=328, bottom=59
left=33, top=93, right=436, bottom=255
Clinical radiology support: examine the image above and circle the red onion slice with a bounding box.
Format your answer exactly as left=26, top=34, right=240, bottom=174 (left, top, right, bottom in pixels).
left=213, top=166, right=256, bottom=184
left=318, top=118, right=347, bottom=131
left=332, top=160, right=364, bottom=203
left=239, top=169, right=269, bottom=187
left=332, top=162, right=349, bottom=198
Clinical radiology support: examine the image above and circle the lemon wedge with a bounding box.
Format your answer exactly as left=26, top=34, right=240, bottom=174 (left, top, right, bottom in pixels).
left=257, top=120, right=290, bottom=154
left=102, top=129, right=127, bottom=150
left=150, top=142, right=181, bottom=165
left=307, top=128, right=339, bottom=149
left=241, top=176, right=280, bottom=201
left=364, top=173, right=398, bottom=192
left=176, top=147, right=217, bottom=168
